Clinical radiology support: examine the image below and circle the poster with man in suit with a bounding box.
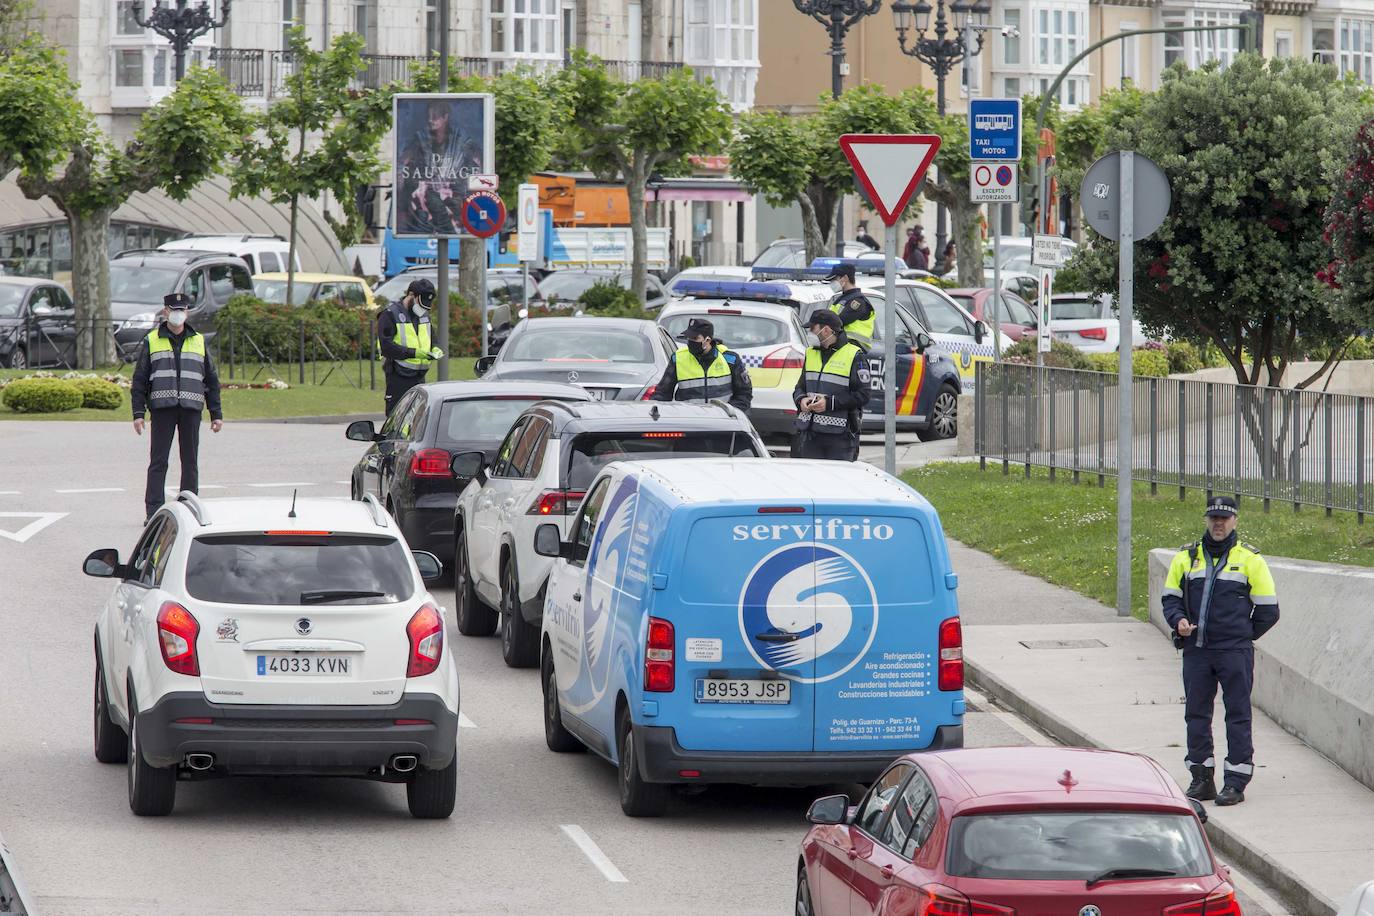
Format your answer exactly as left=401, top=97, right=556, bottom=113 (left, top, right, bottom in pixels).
left=392, top=93, right=494, bottom=238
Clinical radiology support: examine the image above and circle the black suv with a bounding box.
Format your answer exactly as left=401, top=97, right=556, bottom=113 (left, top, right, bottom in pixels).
left=108, top=249, right=254, bottom=356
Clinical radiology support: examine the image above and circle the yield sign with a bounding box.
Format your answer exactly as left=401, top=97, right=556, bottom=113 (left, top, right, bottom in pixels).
left=839, top=134, right=942, bottom=226
left=0, top=512, right=66, bottom=544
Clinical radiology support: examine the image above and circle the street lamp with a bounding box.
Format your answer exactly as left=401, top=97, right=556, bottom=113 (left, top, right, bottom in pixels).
left=130, top=0, right=233, bottom=83
left=792, top=0, right=883, bottom=256
left=892, top=0, right=991, bottom=254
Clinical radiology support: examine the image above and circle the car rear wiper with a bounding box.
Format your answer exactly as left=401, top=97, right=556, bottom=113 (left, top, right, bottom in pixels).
left=300, top=590, right=386, bottom=604
left=1084, top=867, right=1179, bottom=889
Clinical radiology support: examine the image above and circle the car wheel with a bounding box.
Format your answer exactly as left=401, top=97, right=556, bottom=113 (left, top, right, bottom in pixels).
left=454, top=529, right=497, bottom=636
left=5, top=345, right=27, bottom=370
left=917, top=384, right=958, bottom=442
left=500, top=558, right=540, bottom=669
left=617, top=707, right=668, bottom=817
left=93, top=650, right=127, bottom=764
left=126, top=695, right=176, bottom=816
left=542, top=651, right=582, bottom=753
left=405, top=746, right=458, bottom=819
left=795, top=866, right=815, bottom=916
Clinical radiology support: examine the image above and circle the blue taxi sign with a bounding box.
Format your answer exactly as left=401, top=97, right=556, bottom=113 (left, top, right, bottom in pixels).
left=968, top=98, right=1021, bottom=161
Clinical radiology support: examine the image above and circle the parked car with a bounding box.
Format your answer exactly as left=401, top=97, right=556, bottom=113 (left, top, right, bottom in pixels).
left=84, top=493, right=460, bottom=818
left=452, top=400, right=767, bottom=668
left=345, top=380, right=590, bottom=566
left=474, top=316, right=675, bottom=402
left=538, top=268, right=669, bottom=311
left=1051, top=291, right=1148, bottom=352
left=159, top=234, right=299, bottom=275
left=0, top=277, right=77, bottom=369
left=110, top=249, right=254, bottom=355
left=663, top=265, right=753, bottom=298
left=858, top=287, right=965, bottom=440
left=1340, top=880, right=1374, bottom=916
left=798, top=746, right=1233, bottom=915
left=750, top=239, right=873, bottom=269
left=984, top=235, right=1078, bottom=273
left=373, top=266, right=542, bottom=310
left=945, top=287, right=1039, bottom=343
left=253, top=272, right=376, bottom=309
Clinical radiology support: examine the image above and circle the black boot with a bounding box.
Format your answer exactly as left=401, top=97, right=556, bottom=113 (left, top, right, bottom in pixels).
left=1185, top=766, right=1216, bottom=801
left=1215, top=785, right=1245, bottom=806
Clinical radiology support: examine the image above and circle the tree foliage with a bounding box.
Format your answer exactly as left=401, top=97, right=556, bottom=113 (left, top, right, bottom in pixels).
left=1322, top=120, right=1374, bottom=338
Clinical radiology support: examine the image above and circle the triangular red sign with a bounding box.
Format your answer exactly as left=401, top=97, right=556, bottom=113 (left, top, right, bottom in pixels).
left=839, top=134, right=942, bottom=226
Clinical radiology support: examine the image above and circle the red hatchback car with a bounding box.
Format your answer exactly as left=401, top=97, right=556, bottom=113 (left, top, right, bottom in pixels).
left=798, top=746, right=1239, bottom=916
left=945, top=288, right=1039, bottom=343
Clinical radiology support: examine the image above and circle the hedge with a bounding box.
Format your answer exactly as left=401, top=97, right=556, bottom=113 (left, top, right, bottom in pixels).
left=2, top=378, right=83, bottom=413
left=1083, top=348, right=1171, bottom=377
left=577, top=280, right=654, bottom=320
left=1004, top=337, right=1092, bottom=370
left=69, top=377, right=123, bottom=409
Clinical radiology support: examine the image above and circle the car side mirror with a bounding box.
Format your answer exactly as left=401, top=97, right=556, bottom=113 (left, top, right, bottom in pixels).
left=83, top=548, right=122, bottom=578
left=533, top=523, right=564, bottom=558
left=1189, top=798, right=1208, bottom=824
left=31, top=303, right=53, bottom=317
left=974, top=321, right=987, bottom=344
left=412, top=550, right=443, bottom=583
left=806, top=794, right=851, bottom=826
left=346, top=419, right=378, bottom=442
left=450, top=450, right=485, bottom=481
left=474, top=355, right=495, bottom=376
left=914, top=331, right=933, bottom=353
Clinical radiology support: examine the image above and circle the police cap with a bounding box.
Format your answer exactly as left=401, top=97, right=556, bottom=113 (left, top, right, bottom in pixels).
left=823, top=263, right=856, bottom=282
left=406, top=278, right=437, bottom=305
left=675, top=317, right=714, bottom=341
left=1205, top=496, right=1238, bottom=517
left=163, top=292, right=191, bottom=309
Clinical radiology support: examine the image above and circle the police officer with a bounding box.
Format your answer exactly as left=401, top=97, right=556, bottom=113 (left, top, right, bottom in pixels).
left=377, top=278, right=444, bottom=416
left=823, top=263, right=875, bottom=349
left=651, top=317, right=752, bottom=411
left=131, top=292, right=223, bottom=522
left=792, top=309, right=870, bottom=461
left=1162, top=496, right=1281, bottom=806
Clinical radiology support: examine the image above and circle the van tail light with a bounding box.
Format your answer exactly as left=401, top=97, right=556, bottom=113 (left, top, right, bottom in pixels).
left=762, top=346, right=805, bottom=369
left=528, top=489, right=585, bottom=515
left=640, top=385, right=657, bottom=400
left=1077, top=326, right=1109, bottom=340
left=917, top=885, right=1014, bottom=916
left=1164, top=889, right=1241, bottom=916
left=938, top=617, right=963, bottom=691
left=644, top=616, right=674, bottom=692
left=406, top=604, right=444, bottom=677
left=157, top=602, right=200, bottom=676
left=410, top=448, right=452, bottom=478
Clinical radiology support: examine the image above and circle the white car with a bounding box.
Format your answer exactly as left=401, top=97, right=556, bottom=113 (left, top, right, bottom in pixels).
left=159, top=234, right=300, bottom=275
left=663, top=265, right=752, bottom=298
left=86, top=493, right=460, bottom=818
left=1051, top=291, right=1148, bottom=353
left=984, top=235, right=1078, bottom=273
left=1341, top=881, right=1374, bottom=916
left=451, top=400, right=768, bottom=669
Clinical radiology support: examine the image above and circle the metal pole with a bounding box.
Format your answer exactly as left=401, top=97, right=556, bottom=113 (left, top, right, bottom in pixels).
left=991, top=208, right=1003, bottom=360
left=934, top=67, right=946, bottom=258
left=480, top=262, right=489, bottom=357
left=1115, top=150, right=1134, bottom=618
left=831, top=12, right=846, bottom=257
left=883, top=222, right=898, bottom=475
left=436, top=0, right=451, bottom=380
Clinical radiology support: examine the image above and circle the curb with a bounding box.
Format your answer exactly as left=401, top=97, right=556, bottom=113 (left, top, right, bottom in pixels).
left=245, top=413, right=383, bottom=425
left=966, top=657, right=1336, bottom=916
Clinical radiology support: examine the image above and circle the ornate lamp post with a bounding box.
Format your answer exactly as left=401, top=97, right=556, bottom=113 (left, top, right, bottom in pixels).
left=130, top=0, right=233, bottom=83
left=792, top=0, right=882, bottom=256
left=891, top=0, right=991, bottom=254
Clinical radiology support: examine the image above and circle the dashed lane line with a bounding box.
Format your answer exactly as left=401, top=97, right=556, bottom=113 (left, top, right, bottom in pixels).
left=246, top=482, right=318, bottom=488
left=55, top=487, right=124, bottom=494
left=560, top=825, right=628, bottom=883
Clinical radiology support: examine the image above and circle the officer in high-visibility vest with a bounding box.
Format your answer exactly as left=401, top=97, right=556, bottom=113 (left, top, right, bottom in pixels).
left=131, top=292, right=223, bottom=523
left=650, top=317, right=752, bottom=411
left=377, top=278, right=444, bottom=416
left=1162, top=496, right=1281, bottom=807
left=823, top=263, right=875, bottom=349
left=792, top=309, right=870, bottom=461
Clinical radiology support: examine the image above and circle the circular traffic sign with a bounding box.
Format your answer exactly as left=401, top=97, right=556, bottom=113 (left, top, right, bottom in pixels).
left=461, top=190, right=507, bottom=239
left=995, top=165, right=1014, bottom=187
left=974, top=165, right=992, bottom=186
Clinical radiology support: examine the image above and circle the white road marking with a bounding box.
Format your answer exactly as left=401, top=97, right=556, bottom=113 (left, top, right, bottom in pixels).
left=0, top=491, right=19, bottom=495
left=246, top=482, right=317, bottom=488
left=55, top=487, right=124, bottom=494
left=0, top=512, right=67, bottom=543
left=458, top=712, right=477, bottom=729
left=964, top=686, right=1055, bottom=747
left=560, top=825, right=628, bottom=883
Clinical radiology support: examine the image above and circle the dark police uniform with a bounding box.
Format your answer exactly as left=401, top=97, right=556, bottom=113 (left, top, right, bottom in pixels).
left=1161, top=496, right=1280, bottom=804
left=131, top=293, right=222, bottom=520
left=376, top=279, right=438, bottom=416
left=651, top=317, right=752, bottom=411
left=792, top=310, right=870, bottom=461
left=823, top=264, right=876, bottom=350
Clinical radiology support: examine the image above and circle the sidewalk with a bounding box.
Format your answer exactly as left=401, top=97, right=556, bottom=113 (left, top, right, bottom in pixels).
left=953, top=539, right=1374, bottom=916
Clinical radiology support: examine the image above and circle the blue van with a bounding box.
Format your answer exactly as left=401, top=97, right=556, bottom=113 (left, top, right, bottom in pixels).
left=533, top=458, right=965, bottom=816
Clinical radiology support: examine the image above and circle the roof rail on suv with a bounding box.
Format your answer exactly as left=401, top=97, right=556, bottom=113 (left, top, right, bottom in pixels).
left=360, top=493, right=389, bottom=528
left=113, top=248, right=241, bottom=265
left=176, top=490, right=211, bottom=527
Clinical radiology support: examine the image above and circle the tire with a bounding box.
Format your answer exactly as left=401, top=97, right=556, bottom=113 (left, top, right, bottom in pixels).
left=126, top=695, right=176, bottom=816
left=617, top=708, right=668, bottom=817
left=795, top=866, right=815, bottom=916
left=406, top=747, right=458, bottom=819
left=917, top=384, right=958, bottom=442
left=542, top=651, right=582, bottom=753
left=454, top=529, right=497, bottom=636
left=500, top=558, right=540, bottom=668
left=5, top=345, right=26, bottom=370
left=93, top=650, right=127, bottom=764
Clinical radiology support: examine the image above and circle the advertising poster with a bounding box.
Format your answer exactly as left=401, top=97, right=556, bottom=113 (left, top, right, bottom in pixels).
left=392, top=93, right=494, bottom=239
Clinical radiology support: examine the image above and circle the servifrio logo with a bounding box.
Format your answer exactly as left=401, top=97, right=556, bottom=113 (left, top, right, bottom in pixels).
left=732, top=517, right=894, bottom=542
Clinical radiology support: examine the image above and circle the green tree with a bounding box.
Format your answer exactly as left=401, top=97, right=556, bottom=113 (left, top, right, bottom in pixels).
left=1322, top=120, right=1374, bottom=346
left=553, top=52, right=732, bottom=301
left=1053, top=85, right=1145, bottom=214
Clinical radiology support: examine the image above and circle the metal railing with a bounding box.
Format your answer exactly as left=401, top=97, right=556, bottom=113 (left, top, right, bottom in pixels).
left=208, top=47, right=266, bottom=97
left=974, top=362, right=1374, bottom=521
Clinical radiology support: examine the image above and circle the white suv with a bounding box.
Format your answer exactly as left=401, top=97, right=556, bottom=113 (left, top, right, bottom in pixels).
left=451, top=401, right=767, bottom=669
left=86, top=493, right=461, bottom=818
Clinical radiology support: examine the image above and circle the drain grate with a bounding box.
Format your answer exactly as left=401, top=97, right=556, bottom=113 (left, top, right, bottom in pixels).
left=1018, top=638, right=1108, bottom=650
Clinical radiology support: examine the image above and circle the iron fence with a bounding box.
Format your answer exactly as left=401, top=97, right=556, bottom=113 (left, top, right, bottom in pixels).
left=974, top=362, right=1374, bottom=521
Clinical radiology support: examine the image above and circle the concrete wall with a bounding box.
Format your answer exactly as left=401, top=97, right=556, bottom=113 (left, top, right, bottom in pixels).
left=1174, top=361, right=1374, bottom=396
left=1148, top=548, right=1374, bottom=792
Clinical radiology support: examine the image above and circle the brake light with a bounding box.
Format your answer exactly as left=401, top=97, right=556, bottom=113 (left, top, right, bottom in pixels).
left=1164, top=890, right=1241, bottom=916
left=410, top=448, right=452, bottom=478
left=918, top=885, right=970, bottom=916
left=175, top=717, right=213, bottom=724
left=640, top=385, right=657, bottom=400
left=645, top=616, right=674, bottom=692
left=762, top=346, right=805, bottom=369
left=758, top=506, right=807, bottom=514
left=1077, top=326, right=1109, bottom=340
left=706, top=308, right=742, bottom=314
left=528, top=489, right=585, bottom=515
left=266, top=530, right=331, bottom=536
left=406, top=604, right=444, bottom=677
left=641, top=431, right=685, bottom=438
left=938, top=616, right=963, bottom=691
left=972, top=904, right=1016, bottom=916
left=157, top=602, right=200, bottom=676
left=395, top=718, right=432, bottom=726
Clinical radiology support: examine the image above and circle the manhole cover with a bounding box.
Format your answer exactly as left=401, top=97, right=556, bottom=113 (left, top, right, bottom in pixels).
left=1018, top=638, right=1108, bottom=650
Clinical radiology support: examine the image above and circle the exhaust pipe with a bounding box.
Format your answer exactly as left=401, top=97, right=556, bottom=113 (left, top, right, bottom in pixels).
left=391, top=755, right=418, bottom=773
left=185, top=753, right=214, bottom=771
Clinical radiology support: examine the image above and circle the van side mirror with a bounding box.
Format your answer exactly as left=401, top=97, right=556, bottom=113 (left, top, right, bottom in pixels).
left=83, top=548, right=122, bottom=578
left=914, top=331, right=933, bottom=353
left=806, top=794, right=851, bottom=825
left=473, top=355, right=496, bottom=376
left=346, top=419, right=378, bottom=442
left=450, top=450, right=485, bottom=481
left=974, top=321, right=986, bottom=344
left=412, top=550, right=443, bottom=582
left=533, top=523, right=564, bottom=558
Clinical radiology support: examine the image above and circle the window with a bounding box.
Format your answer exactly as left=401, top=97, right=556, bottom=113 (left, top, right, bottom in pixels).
left=186, top=534, right=417, bottom=606
left=1161, top=9, right=1239, bottom=69
left=340, top=281, right=368, bottom=307
left=880, top=769, right=935, bottom=856
left=115, top=49, right=143, bottom=87
left=918, top=294, right=974, bottom=337
left=961, top=25, right=982, bottom=94
left=1338, top=18, right=1374, bottom=84
left=565, top=431, right=758, bottom=489
left=491, top=418, right=529, bottom=477
left=208, top=264, right=251, bottom=303
left=380, top=389, right=423, bottom=439
left=1002, top=8, right=1021, bottom=65
left=1028, top=2, right=1089, bottom=106
left=1274, top=29, right=1293, bottom=58
left=116, top=0, right=144, bottom=35
left=1120, top=22, right=1138, bottom=85
left=150, top=517, right=179, bottom=587
left=507, top=417, right=548, bottom=479
left=437, top=398, right=543, bottom=447
left=1163, top=13, right=1185, bottom=68
left=353, top=0, right=369, bottom=43
left=855, top=765, right=913, bottom=837
left=684, top=0, right=759, bottom=108
left=1003, top=77, right=1020, bottom=96
left=128, top=516, right=168, bottom=587
left=571, top=476, right=611, bottom=565
left=427, top=0, right=441, bottom=55
left=486, top=0, right=560, bottom=59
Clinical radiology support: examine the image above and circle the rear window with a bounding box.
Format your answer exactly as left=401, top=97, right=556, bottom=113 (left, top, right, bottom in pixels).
left=505, top=327, right=653, bottom=363
left=565, top=431, right=760, bottom=489
left=946, top=811, right=1212, bottom=881
left=1052, top=298, right=1101, bottom=321
left=186, top=534, right=415, bottom=606
left=436, top=397, right=543, bottom=446
left=662, top=312, right=791, bottom=348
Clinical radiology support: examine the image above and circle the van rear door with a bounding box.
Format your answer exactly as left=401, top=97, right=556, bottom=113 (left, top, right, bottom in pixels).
left=808, top=505, right=955, bottom=752
left=668, top=502, right=817, bottom=752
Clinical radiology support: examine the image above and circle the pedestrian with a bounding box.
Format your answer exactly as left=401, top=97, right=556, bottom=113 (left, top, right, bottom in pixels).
left=855, top=221, right=880, bottom=251
left=904, top=228, right=929, bottom=271
left=376, top=277, right=444, bottom=416
left=651, top=317, right=752, bottom=411
left=1161, top=496, right=1281, bottom=806
left=131, top=292, right=223, bottom=523
left=792, top=309, right=870, bottom=461
left=934, top=241, right=957, bottom=276
left=824, top=263, right=876, bottom=350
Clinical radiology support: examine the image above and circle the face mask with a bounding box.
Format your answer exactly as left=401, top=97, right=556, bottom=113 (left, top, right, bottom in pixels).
left=413, top=302, right=431, bottom=317
left=687, top=339, right=709, bottom=356
left=806, top=332, right=821, bottom=348
left=166, top=311, right=186, bottom=330
left=829, top=282, right=842, bottom=294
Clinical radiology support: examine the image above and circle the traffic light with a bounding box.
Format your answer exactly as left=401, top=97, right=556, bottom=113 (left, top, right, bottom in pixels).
left=1239, top=11, right=1262, bottom=55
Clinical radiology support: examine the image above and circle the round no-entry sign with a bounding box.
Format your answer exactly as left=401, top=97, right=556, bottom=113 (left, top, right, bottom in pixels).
left=461, top=190, right=506, bottom=239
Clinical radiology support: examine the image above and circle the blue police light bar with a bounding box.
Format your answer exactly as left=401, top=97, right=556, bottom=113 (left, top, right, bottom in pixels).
left=809, top=257, right=890, bottom=276
left=748, top=266, right=832, bottom=281
left=672, top=279, right=794, bottom=299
